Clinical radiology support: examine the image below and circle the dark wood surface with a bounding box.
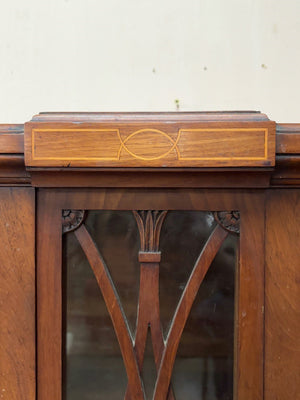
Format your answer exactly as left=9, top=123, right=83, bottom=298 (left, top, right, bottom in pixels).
left=272, top=155, right=300, bottom=186
left=0, top=188, right=35, bottom=400
left=29, top=168, right=273, bottom=188
left=0, top=118, right=299, bottom=187
left=75, top=224, right=144, bottom=399
left=0, top=125, right=29, bottom=185
left=0, top=124, right=24, bottom=153
left=276, top=124, right=300, bottom=154
left=153, top=225, right=228, bottom=400
left=0, top=112, right=299, bottom=400
left=37, top=192, right=62, bottom=400
left=64, top=210, right=237, bottom=399
left=236, top=194, right=265, bottom=400
left=265, top=190, right=300, bottom=400
left=0, top=155, right=30, bottom=185
left=37, top=189, right=265, bottom=400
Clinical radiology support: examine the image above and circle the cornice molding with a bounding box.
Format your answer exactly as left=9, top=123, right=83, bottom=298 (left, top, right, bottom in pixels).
left=0, top=116, right=299, bottom=186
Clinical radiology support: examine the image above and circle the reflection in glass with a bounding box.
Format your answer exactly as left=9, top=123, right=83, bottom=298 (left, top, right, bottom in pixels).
left=63, top=211, right=139, bottom=400
left=63, top=210, right=237, bottom=400
left=160, top=212, right=237, bottom=400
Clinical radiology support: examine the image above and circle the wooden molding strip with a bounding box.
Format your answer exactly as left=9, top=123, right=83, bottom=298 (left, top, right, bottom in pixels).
left=0, top=117, right=299, bottom=186
left=0, top=124, right=24, bottom=154
left=276, top=124, right=300, bottom=154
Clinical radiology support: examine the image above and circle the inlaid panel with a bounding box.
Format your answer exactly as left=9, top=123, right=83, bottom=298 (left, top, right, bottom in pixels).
left=63, top=209, right=238, bottom=400
left=24, top=112, right=276, bottom=167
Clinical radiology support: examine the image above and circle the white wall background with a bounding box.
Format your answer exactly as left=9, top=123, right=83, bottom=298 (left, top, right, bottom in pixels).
left=0, top=0, right=299, bottom=123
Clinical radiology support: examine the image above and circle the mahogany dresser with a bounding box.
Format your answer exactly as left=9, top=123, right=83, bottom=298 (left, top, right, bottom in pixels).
left=0, top=111, right=299, bottom=400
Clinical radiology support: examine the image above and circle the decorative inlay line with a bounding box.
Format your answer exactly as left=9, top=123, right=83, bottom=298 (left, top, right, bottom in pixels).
left=117, top=129, right=180, bottom=161
left=31, top=127, right=269, bottom=162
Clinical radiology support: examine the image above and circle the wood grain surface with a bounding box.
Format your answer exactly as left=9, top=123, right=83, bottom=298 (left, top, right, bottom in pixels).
left=30, top=111, right=271, bottom=122
left=0, top=124, right=24, bottom=154
left=37, top=188, right=265, bottom=400
left=37, top=191, right=62, bottom=400
left=265, top=190, right=300, bottom=400
left=0, top=155, right=30, bottom=185
left=24, top=113, right=276, bottom=168
left=276, top=124, right=300, bottom=154
left=0, top=113, right=298, bottom=400
left=236, top=194, right=265, bottom=400
left=0, top=188, right=35, bottom=400
left=29, top=169, right=272, bottom=189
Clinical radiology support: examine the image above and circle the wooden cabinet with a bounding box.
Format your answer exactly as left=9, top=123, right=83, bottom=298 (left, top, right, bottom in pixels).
left=0, top=112, right=299, bottom=400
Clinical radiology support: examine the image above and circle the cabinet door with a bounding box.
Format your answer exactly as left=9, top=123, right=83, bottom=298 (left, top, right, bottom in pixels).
left=37, top=189, right=264, bottom=400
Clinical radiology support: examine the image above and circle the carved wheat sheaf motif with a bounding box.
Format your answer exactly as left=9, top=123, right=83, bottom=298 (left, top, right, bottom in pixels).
left=63, top=209, right=239, bottom=399
left=133, top=210, right=167, bottom=251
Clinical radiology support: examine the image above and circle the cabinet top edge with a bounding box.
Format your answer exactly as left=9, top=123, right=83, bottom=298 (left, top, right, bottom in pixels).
left=0, top=124, right=24, bottom=134
left=29, top=111, right=270, bottom=123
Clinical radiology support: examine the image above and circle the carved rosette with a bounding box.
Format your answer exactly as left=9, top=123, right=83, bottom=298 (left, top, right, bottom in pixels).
left=133, top=210, right=167, bottom=252
left=62, top=209, right=86, bottom=234
left=214, top=211, right=240, bottom=234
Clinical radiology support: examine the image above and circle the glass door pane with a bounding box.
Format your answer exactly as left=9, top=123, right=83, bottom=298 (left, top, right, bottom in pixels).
left=63, top=210, right=238, bottom=400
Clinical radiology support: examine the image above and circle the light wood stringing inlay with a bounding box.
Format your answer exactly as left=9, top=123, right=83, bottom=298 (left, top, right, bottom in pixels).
left=31, top=127, right=269, bottom=162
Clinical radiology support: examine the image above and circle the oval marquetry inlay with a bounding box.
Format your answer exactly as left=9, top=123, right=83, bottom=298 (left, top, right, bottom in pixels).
left=120, top=129, right=179, bottom=160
